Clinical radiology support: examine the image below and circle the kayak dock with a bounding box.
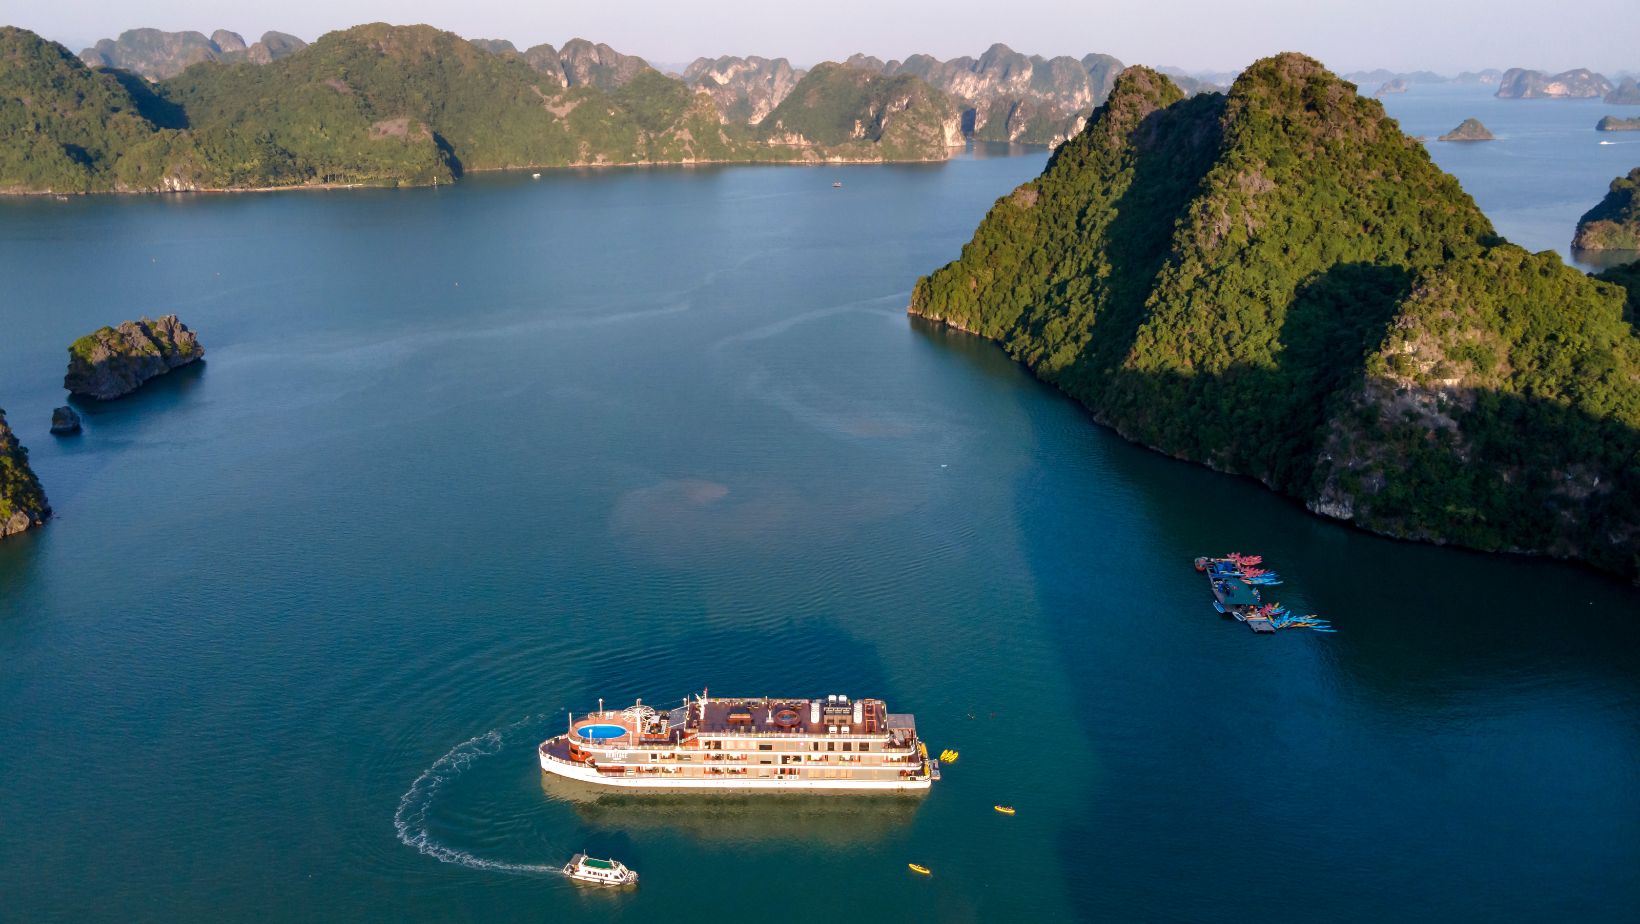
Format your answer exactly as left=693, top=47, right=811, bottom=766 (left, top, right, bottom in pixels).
left=1194, top=554, right=1332, bottom=634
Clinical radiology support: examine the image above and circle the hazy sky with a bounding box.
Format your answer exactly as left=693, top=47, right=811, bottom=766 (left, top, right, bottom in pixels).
left=14, top=0, right=1633, bottom=74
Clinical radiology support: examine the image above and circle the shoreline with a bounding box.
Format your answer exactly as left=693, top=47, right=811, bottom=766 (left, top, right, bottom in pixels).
left=904, top=304, right=1638, bottom=587
left=0, top=150, right=966, bottom=199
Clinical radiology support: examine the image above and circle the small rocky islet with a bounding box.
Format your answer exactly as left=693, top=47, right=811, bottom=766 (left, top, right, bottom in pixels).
left=64, top=315, right=204, bottom=400
left=0, top=315, right=203, bottom=542
left=1437, top=118, right=1495, bottom=142
left=50, top=406, right=81, bottom=435
left=1596, top=115, right=1640, bottom=132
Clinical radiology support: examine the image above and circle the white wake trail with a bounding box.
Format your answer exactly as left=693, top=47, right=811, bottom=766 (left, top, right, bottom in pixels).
left=394, top=716, right=563, bottom=875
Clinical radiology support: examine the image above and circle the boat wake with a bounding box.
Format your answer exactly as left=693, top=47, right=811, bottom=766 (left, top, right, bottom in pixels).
left=394, top=716, right=564, bottom=875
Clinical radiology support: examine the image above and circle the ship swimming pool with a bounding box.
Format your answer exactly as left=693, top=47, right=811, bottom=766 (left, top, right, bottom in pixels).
left=576, top=724, right=628, bottom=740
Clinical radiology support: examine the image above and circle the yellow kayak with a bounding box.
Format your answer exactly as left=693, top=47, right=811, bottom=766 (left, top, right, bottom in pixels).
left=908, top=863, right=931, bottom=875
left=994, top=805, right=1016, bottom=815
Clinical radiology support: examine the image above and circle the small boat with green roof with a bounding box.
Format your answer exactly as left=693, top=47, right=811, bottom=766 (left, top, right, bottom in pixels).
left=563, top=853, right=639, bottom=886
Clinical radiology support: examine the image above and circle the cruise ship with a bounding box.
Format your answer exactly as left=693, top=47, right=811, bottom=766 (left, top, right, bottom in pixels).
left=538, top=691, right=938, bottom=791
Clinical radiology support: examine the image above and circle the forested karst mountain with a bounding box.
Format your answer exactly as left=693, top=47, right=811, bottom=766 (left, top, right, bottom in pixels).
left=911, top=55, right=1640, bottom=580
left=0, top=24, right=963, bottom=194
left=79, top=28, right=306, bottom=79
left=842, top=44, right=1124, bottom=145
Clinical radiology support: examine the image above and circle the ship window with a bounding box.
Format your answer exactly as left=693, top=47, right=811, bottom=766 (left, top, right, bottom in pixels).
left=842, top=742, right=852, bottom=752
left=811, top=742, right=819, bottom=751
left=859, top=743, right=869, bottom=752
left=827, top=742, right=835, bottom=751
left=758, top=744, right=772, bottom=751
left=649, top=753, right=657, bottom=761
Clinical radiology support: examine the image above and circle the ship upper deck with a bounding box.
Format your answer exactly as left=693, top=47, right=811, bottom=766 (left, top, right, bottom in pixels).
left=692, top=697, right=900, bottom=738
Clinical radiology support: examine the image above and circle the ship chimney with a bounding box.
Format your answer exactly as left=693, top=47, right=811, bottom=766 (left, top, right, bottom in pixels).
left=809, top=699, right=821, bottom=724
left=852, top=699, right=863, bottom=725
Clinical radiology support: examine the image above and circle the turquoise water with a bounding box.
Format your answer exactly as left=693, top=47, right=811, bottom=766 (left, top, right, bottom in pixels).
left=1, top=136, right=1637, bottom=923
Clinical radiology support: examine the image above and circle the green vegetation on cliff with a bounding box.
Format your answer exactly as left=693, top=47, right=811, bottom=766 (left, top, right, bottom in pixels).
left=912, top=55, right=1640, bottom=579
left=1573, top=167, right=1640, bottom=251
left=759, top=63, right=959, bottom=160
left=0, top=407, right=50, bottom=537
left=0, top=26, right=183, bottom=193
left=0, top=24, right=963, bottom=194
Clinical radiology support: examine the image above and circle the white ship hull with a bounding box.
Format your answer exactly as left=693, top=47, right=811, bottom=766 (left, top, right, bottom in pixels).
left=540, top=750, right=933, bottom=791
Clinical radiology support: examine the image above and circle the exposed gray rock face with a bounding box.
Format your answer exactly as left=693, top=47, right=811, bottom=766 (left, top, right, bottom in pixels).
left=684, top=55, right=805, bottom=125
left=64, top=315, right=204, bottom=400
left=1495, top=67, right=1613, bottom=99
left=78, top=28, right=307, bottom=79
left=842, top=43, right=1124, bottom=145
left=211, top=30, right=247, bottom=54
left=240, top=32, right=306, bottom=65
left=519, top=44, right=568, bottom=86
left=50, top=406, right=81, bottom=435
left=556, top=39, right=654, bottom=89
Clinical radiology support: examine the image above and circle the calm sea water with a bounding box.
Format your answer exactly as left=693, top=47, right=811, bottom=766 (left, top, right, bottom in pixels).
left=1, top=129, right=1636, bottom=923
left=1376, top=82, right=1640, bottom=269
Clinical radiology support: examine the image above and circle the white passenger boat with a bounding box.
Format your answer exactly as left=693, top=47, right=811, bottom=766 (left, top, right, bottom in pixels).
left=540, top=691, right=938, bottom=791
left=563, top=853, right=638, bottom=886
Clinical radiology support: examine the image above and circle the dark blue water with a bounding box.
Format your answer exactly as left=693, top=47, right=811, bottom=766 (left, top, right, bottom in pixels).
left=1, top=144, right=1637, bottom=924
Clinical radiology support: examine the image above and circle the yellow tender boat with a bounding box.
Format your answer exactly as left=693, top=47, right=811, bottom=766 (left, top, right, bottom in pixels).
left=994, top=805, right=1015, bottom=815
left=908, top=863, right=931, bottom=875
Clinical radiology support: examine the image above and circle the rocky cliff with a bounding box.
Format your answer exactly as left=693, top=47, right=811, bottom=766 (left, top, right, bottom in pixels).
left=911, top=55, right=1640, bottom=581
left=64, top=315, right=204, bottom=400
left=758, top=63, right=963, bottom=160
left=1573, top=168, right=1640, bottom=251
left=844, top=44, right=1124, bottom=145
left=684, top=55, right=804, bottom=125
left=556, top=39, right=654, bottom=89
left=1596, top=115, right=1640, bottom=131
left=1438, top=118, right=1495, bottom=141
left=79, top=28, right=306, bottom=79
left=0, top=409, right=50, bottom=539
left=1495, top=67, right=1613, bottom=99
